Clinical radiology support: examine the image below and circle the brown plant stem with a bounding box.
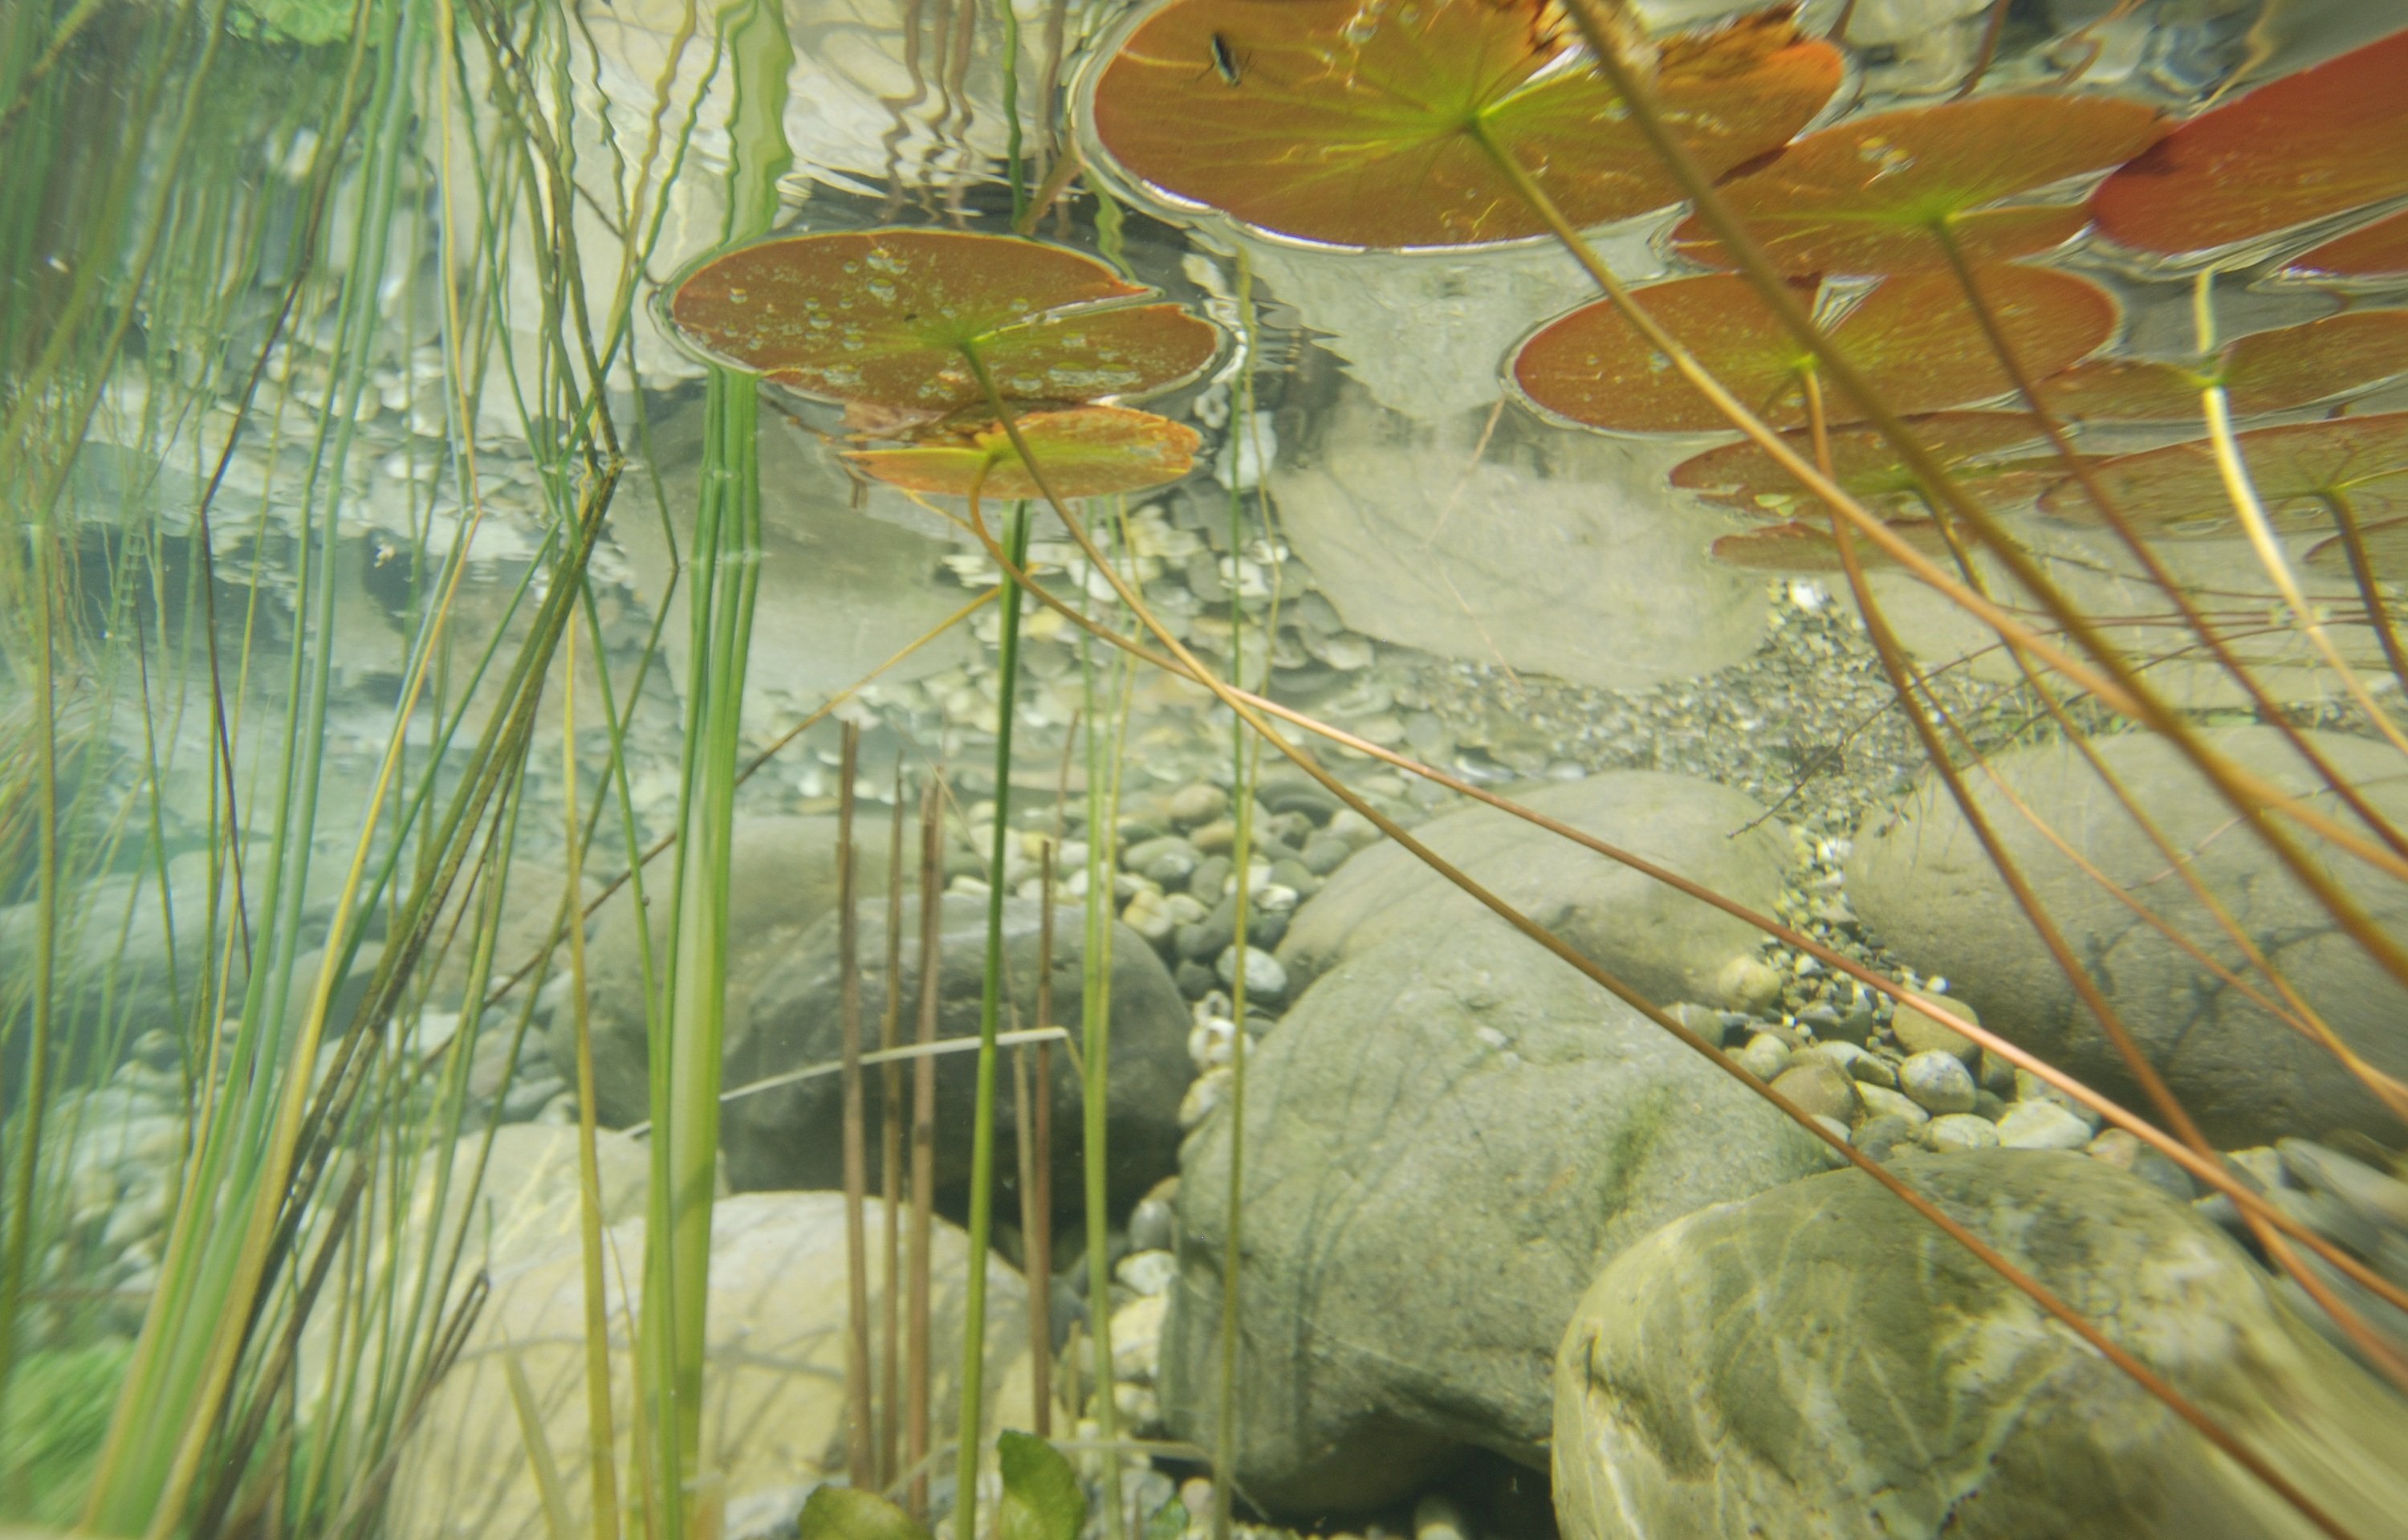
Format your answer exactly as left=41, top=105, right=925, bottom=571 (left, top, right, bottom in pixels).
left=839, top=721, right=877, bottom=1485
left=881, top=762, right=909, bottom=1492
left=2321, top=487, right=2408, bottom=702
left=960, top=385, right=2361, bottom=1540
left=905, top=776, right=943, bottom=1522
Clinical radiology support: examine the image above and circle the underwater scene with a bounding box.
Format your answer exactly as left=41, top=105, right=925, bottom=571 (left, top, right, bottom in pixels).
left=10, top=0, right=2408, bottom=1535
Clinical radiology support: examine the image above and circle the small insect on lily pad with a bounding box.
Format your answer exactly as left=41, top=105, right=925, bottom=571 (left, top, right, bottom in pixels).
left=1670, top=411, right=2056, bottom=515
left=1511, top=267, right=2116, bottom=434
left=2089, top=27, right=2408, bottom=257
left=845, top=405, right=1202, bottom=500
left=1671, top=95, right=2163, bottom=275
left=2283, top=211, right=2408, bottom=283
left=2034, top=309, right=2408, bottom=422
left=1084, top=0, right=1841, bottom=250
left=666, top=230, right=1219, bottom=416
left=1710, top=518, right=1970, bottom=572
left=2037, top=413, right=2408, bottom=536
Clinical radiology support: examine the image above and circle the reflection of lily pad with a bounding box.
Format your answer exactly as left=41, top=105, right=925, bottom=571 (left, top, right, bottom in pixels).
left=2038, top=414, right=2408, bottom=536
left=667, top=230, right=1218, bottom=414
left=2036, top=310, right=2408, bottom=422
left=1671, top=412, right=2055, bottom=513
left=1672, top=96, right=2162, bottom=275
left=1710, top=518, right=1967, bottom=572
left=1512, top=267, right=2116, bottom=434
left=2284, top=212, right=2408, bottom=283
left=844, top=405, right=1202, bottom=499
left=1085, top=0, right=1840, bottom=250
left=2090, top=28, right=2408, bottom=256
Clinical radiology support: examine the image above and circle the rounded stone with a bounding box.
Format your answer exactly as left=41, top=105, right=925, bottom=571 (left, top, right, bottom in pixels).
left=1770, top=1061, right=1861, bottom=1123
left=1217, top=945, right=1287, bottom=1000
left=1925, top=1112, right=2001, bottom=1152
left=1899, top=1050, right=1978, bottom=1116
left=1737, top=1033, right=1794, bottom=1082
left=1890, top=990, right=1981, bottom=1064
left=1997, top=1100, right=2094, bottom=1151
left=1718, top=955, right=1784, bottom=1014
left=1857, top=1082, right=1930, bottom=1127
left=1169, top=783, right=1230, bottom=826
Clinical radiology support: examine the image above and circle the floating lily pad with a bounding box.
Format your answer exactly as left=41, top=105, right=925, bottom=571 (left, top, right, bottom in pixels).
left=667, top=230, right=1218, bottom=415
left=1710, top=518, right=1967, bottom=572
left=1512, top=267, right=2117, bottom=434
left=2036, top=309, right=2408, bottom=422
left=1671, top=95, right=2163, bottom=275
left=1671, top=411, right=2056, bottom=514
left=2089, top=28, right=2408, bottom=256
left=2306, top=516, right=2408, bottom=577
left=844, top=405, right=1202, bottom=499
left=2038, top=414, right=2408, bottom=536
left=1084, top=0, right=1840, bottom=250
left=2283, top=211, right=2408, bottom=283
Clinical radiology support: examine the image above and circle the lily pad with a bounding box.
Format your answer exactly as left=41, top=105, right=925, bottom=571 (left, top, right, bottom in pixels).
left=2305, top=516, right=2408, bottom=578
left=1512, top=267, right=2117, bottom=434
left=667, top=230, right=1219, bottom=415
left=2036, top=309, right=2408, bottom=422
left=1671, top=95, right=2163, bottom=275
left=1084, top=0, right=1840, bottom=250
left=1710, top=518, right=1967, bottom=572
left=2283, top=211, right=2408, bottom=283
left=844, top=405, right=1202, bottom=499
left=1670, top=411, right=2057, bottom=514
left=2089, top=28, right=2408, bottom=256
left=2037, top=414, right=2408, bottom=536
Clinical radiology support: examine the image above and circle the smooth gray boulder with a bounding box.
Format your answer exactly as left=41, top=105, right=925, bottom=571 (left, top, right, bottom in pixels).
left=1555, top=1149, right=2408, bottom=1540
left=726, top=894, right=1192, bottom=1212
left=1279, top=770, right=1791, bottom=1010
left=1849, top=727, right=2408, bottom=1145
left=554, top=816, right=889, bottom=1127
left=1160, top=918, right=1829, bottom=1515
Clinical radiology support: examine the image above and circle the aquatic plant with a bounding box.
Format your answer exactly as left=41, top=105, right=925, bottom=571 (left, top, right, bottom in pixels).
left=845, top=405, right=1201, bottom=499
left=2040, top=414, right=2408, bottom=536
left=1670, top=412, right=2056, bottom=518
left=2035, top=310, right=2408, bottom=423
left=2285, top=212, right=2408, bottom=284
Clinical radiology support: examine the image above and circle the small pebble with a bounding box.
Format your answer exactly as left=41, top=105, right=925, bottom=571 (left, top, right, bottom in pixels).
left=2014, top=1068, right=2102, bottom=1130
left=1327, top=809, right=1381, bottom=847
left=1996, top=1100, right=2092, bottom=1151
left=1413, top=1495, right=1470, bottom=1540
left=1925, top=1113, right=2000, bottom=1152
left=1717, top=955, right=1783, bottom=1014
left=1168, top=783, right=1229, bottom=825
left=1849, top=1053, right=1899, bottom=1090
left=1889, top=990, right=1980, bottom=1064
left=1115, top=1249, right=1178, bottom=1297
left=1770, top=1061, right=1859, bottom=1122
left=1129, top=1179, right=1178, bottom=1253
left=1736, top=1033, right=1793, bottom=1081
left=1853, top=1114, right=1918, bottom=1159
left=1856, top=1082, right=1930, bottom=1127
left=1217, top=945, right=1286, bottom=999
left=1121, top=887, right=1176, bottom=943
left=1178, top=1067, right=1232, bottom=1128
left=1898, top=1050, right=1977, bottom=1115
left=1110, top=1294, right=1167, bottom=1381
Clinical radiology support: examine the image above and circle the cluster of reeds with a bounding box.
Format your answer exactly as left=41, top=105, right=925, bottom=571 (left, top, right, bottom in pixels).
left=4, top=1, right=2407, bottom=1539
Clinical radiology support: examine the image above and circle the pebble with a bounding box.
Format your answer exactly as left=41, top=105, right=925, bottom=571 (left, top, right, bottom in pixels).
left=1121, top=887, right=1176, bottom=943
left=1769, top=1060, right=1859, bottom=1122
left=1129, top=1178, right=1178, bottom=1253
left=1300, top=834, right=1355, bottom=875
left=1856, top=1082, right=1930, bottom=1127
left=1996, top=1100, right=2093, bottom=1151
left=1179, top=1066, right=1232, bottom=1128
left=1326, top=808, right=1381, bottom=848
left=1126, top=836, right=1203, bottom=887
left=1217, top=945, right=1287, bottom=1000
left=1898, top=1050, right=1977, bottom=1115
left=1169, top=783, right=1229, bottom=825
left=1413, top=1495, right=1470, bottom=1540
left=1115, top=1249, right=1178, bottom=1297
left=1717, top=955, right=1784, bottom=1014
left=1890, top=990, right=1980, bottom=1064
left=1853, top=1114, right=1918, bottom=1159
left=1111, top=1293, right=1168, bottom=1381
left=1848, top=1053, right=1900, bottom=1090
left=1190, top=818, right=1239, bottom=854
left=1736, top=1033, right=1793, bottom=1081
left=1924, top=1112, right=2000, bottom=1152
left=2013, top=1068, right=2102, bottom=1131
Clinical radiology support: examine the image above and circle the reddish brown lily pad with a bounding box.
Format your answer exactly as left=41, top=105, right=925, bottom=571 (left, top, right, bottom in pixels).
left=1710, top=518, right=1969, bottom=572
left=1672, top=95, right=2163, bottom=275
left=1671, top=411, right=2052, bottom=513
left=1086, top=0, right=1840, bottom=250
left=2090, top=28, right=2408, bottom=256
left=2036, top=309, right=2408, bottom=422
left=1512, top=267, right=2116, bottom=434
left=844, top=405, right=1202, bottom=499
left=2284, top=212, right=2408, bottom=283
left=667, top=230, right=1218, bottom=414
left=2038, top=414, right=2408, bottom=536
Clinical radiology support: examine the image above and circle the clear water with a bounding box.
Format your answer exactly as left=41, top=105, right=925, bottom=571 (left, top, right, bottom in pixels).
left=6, top=0, right=2408, bottom=1535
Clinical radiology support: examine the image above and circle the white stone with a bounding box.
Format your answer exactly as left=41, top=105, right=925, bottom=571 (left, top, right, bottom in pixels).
left=1898, top=1050, right=1979, bottom=1116
left=1997, top=1100, right=2096, bottom=1151
left=1115, top=1248, right=1178, bottom=1298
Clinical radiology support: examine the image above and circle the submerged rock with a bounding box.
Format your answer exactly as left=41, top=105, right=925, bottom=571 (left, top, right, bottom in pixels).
left=387, top=1192, right=1045, bottom=1540
left=725, top=894, right=1190, bottom=1212
left=1160, top=916, right=1828, bottom=1515
left=1279, top=770, right=1792, bottom=1011
left=1850, top=728, right=2408, bottom=1145
left=1554, top=1149, right=2408, bottom=1540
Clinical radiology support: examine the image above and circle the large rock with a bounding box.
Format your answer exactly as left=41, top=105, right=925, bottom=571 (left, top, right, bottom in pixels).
left=726, top=894, right=1191, bottom=1212
left=1279, top=770, right=1791, bottom=1010
left=554, top=815, right=890, bottom=1127
left=1159, top=919, right=1830, bottom=1514
left=1266, top=381, right=1766, bottom=692
left=387, top=1192, right=1046, bottom=1540
left=1848, top=727, right=2408, bottom=1145
left=1555, top=1150, right=2408, bottom=1540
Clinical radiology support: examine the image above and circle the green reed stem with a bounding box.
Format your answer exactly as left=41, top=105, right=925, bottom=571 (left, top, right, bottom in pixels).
left=1078, top=528, right=1130, bottom=1540
left=956, top=467, right=1032, bottom=1540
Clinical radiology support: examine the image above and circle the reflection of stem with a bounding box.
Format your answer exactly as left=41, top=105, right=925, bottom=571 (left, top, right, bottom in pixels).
left=2322, top=487, right=2408, bottom=700
left=1950, top=0, right=2010, bottom=100
left=956, top=345, right=2369, bottom=1540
